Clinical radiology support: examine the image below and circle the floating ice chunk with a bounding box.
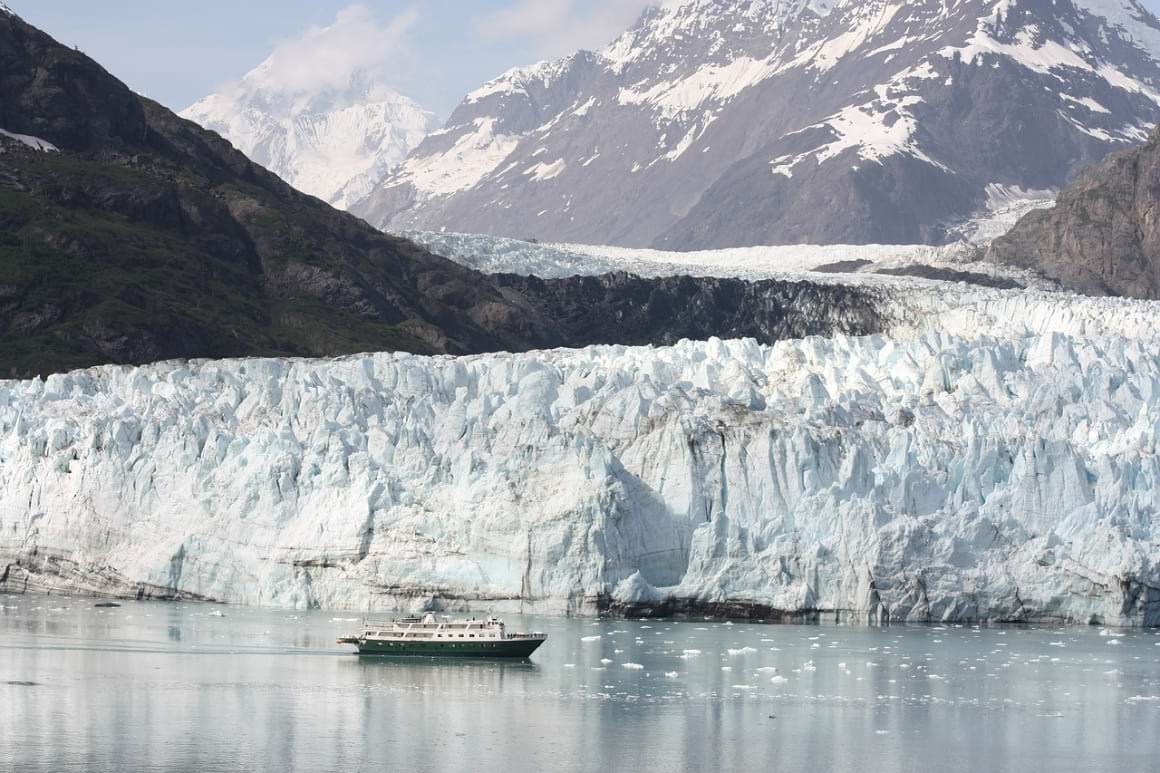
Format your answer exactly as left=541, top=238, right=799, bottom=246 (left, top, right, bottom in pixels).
left=622, top=663, right=644, bottom=670
left=770, top=676, right=789, bottom=685
left=728, top=647, right=758, bottom=656
left=757, top=667, right=779, bottom=674
left=601, top=658, right=613, bottom=664
left=581, top=636, right=602, bottom=643
left=664, top=671, right=679, bottom=679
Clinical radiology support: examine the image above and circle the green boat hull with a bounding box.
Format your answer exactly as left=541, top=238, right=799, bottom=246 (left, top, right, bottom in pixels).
left=353, top=638, right=546, bottom=659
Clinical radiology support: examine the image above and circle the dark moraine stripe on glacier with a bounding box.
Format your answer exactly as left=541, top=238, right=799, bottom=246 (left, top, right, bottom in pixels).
left=496, top=273, right=889, bottom=348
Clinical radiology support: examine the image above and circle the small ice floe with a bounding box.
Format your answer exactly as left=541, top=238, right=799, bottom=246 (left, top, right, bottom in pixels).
left=664, top=671, right=679, bottom=679
left=728, top=647, right=758, bottom=656
left=581, top=635, right=602, bottom=642
left=875, top=730, right=890, bottom=735
left=1104, top=669, right=1122, bottom=677
left=803, top=663, right=817, bottom=672
left=614, top=649, right=624, bottom=654
left=601, top=658, right=613, bottom=665
left=1048, top=641, right=1065, bottom=647
left=928, top=674, right=945, bottom=680
left=757, top=667, right=779, bottom=674
left=732, top=685, right=755, bottom=691
left=209, top=610, right=226, bottom=618
left=770, top=676, right=789, bottom=685
left=622, top=663, right=644, bottom=670
left=563, top=664, right=576, bottom=669
left=1107, top=640, right=1122, bottom=646
left=721, top=666, right=733, bottom=672
left=680, top=649, right=702, bottom=658
left=838, top=662, right=847, bottom=669
left=1125, top=695, right=1160, bottom=703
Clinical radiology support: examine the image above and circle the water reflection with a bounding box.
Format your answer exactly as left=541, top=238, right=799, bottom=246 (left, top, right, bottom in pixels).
left=0, top=596, right=1158, bottom=772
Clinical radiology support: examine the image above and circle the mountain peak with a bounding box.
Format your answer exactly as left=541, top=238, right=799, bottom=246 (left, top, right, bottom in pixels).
left=182, top=57, right=439, bottom=210
left=354, top=0, right=1160, bottom=249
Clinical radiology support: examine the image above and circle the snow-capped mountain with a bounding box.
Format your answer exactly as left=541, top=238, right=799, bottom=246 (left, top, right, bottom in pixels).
left=183, top=66, right=439, bottom=210
left=353, top=0, right=1160, bottom=248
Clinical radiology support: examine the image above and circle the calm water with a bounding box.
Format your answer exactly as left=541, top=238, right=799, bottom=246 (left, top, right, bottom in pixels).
left=1, top=596, right=1159, bottom=773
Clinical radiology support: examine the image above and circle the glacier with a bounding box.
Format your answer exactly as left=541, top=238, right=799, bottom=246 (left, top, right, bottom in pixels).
left=2, top=278, right=1159, bottom=626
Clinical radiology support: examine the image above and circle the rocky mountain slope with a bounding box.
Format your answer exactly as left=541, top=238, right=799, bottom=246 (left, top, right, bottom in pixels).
left=0, top=7, right=889, bottom=379
left=182, top=66, right=439, bottom=210
left=989, top=125, right=1160, bottom=298
left=354, top=0, right=1160, bottom=249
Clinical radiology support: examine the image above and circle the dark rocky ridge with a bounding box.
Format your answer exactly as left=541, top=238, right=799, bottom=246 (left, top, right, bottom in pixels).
left=989, top=126, right=1160, bottom=299
left=0, top=9, right=888, bottom=378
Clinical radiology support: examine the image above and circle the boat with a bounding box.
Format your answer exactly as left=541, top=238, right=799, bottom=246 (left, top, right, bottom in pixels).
left=337, top=612, right=547, bottom=658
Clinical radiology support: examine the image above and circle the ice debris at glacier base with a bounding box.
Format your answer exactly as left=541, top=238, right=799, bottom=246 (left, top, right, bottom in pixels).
left=1, top=295, right=1159, bottom=624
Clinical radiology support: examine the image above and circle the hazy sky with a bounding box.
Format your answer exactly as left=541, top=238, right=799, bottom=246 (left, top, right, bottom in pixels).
left=5, top=0, right=655, bottom=116
left=8, top=0, right=1160, bottom=117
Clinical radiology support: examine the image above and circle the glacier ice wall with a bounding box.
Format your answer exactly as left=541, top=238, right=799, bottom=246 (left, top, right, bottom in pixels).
left=2, top=312, right=1159, bottom=624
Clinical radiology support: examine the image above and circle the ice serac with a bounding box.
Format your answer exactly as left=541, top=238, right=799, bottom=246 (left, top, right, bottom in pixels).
left=354, top=0, right=1160, bottom=248
left=2, top=282, right=1158, bottom=626
left=182, top=65, right=439, bottom=210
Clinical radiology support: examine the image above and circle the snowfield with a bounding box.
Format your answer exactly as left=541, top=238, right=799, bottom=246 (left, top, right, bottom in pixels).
left=2, top=278, right=1159, bottom=624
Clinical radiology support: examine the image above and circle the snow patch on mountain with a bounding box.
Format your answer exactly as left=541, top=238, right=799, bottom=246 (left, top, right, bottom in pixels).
left=0, top=128, right=58, bottom=153
left=394, top=118, right=522, bottom=197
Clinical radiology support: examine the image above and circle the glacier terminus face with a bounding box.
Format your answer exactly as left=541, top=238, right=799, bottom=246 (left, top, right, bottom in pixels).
left=2, top=283, right=1158, bottom=625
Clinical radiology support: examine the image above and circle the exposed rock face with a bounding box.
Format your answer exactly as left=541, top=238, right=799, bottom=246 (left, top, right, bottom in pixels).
left=989, top=127, right=1160, bottom=298
left=354, top=0, right=1160, bottom=249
